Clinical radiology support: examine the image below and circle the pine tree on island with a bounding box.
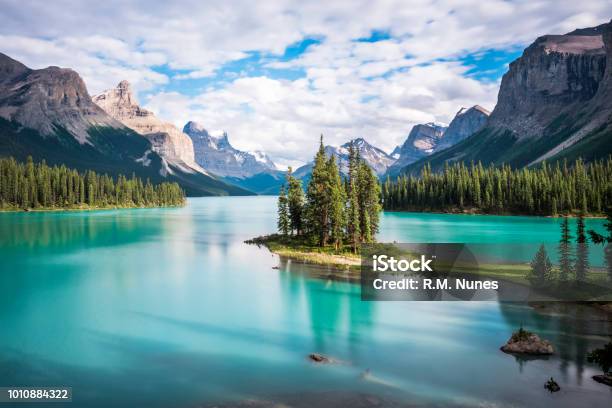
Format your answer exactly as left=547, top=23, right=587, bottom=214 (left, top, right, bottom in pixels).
left=277, top=185, right=290, bottom=236
left=275, top=136, right=381, bottom=253
left=347, top=143, right=361, bottom=253
left=286, top=167, right=305, bottom=235
left=327, top=154, right=347, bottom=251
left=305, top=136, right=335, bottom=247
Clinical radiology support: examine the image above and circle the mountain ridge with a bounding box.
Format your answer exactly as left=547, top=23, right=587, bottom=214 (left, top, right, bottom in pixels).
left=0, top=53, right=252, bottom=196
left=401, top=19, right=612, bottom=175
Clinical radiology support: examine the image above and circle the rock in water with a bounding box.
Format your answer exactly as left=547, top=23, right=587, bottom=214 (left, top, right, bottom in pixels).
left=500, top=328, right=554, bottom=355
left=592, top=374, right=612, bottom=386
left=544, top=377, right=560, bottom=392
left=308, top=353, right=331, bottom=363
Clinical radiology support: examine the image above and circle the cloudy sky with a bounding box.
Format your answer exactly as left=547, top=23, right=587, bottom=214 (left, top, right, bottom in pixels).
left=1, top=0, right=611, bottom=167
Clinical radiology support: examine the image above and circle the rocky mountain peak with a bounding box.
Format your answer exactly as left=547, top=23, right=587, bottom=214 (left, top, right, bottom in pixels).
left=0, top=52, right=30, bottom=83
left=183, top=124, right=276, bottom=178
left=214, top=131, right=231, bottom=149
left=294, top=138, right=394, bottom=178
left=489, top=21, right=609, bottom=138
left=0, top=55, right=119, bottom=143
left=434, top=105, right=490, bottom=152
left=93, top=80, right=142, bottom=116
left=183, top=120, right=208, bottom=135
left=93, top=81, right=201, bottom=173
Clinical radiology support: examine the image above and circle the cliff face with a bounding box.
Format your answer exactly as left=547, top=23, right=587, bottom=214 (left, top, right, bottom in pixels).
left=434, top=106, right=489, bottom=152
left=183, top=121, right=276, bottom=178
left=402, top=20, right=612, bottom=174
left=0, top=53, right=119, bottom=143
left=387, top=123, right=446, bottom=174
left=489, top=30, right=606, bottom=138
left=93, top=81, right=202, bottom=174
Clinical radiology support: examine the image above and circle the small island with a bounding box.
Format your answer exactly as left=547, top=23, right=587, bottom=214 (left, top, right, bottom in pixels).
left=500, top=327, right=554, bottom=355
left=246, top=137, right=380, bottom=277
left=0, top=156, right=185, bottom=211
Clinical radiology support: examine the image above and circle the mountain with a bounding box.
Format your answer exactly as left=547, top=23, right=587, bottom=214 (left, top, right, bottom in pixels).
left=433, top=105, right=490, bottom=152
left=93, top=81, right=203, bottom=175
left=183, top=121, right=277, bottom=177
left=386, top=123, right=446, bottom=175
left=0, top=53, right=250, bottom=196
left=0, top=53, right=118, bottom=142
left=390, top=145, right=401, bottom=160
left=182, top=121, right=285, bottom=194
left=402, top=20, right=612, bottom=174
left=294, top=138, right=395, bottom=182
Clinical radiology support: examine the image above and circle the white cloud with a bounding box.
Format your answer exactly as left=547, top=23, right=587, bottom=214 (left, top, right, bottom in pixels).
left=145, top=61, right=498, bottom=164
left=1, top=0, right=611, bottom=164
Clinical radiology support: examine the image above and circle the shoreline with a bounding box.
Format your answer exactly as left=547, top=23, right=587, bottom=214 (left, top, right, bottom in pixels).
left=382, top=208, right=606, bottom=219
left=0, top=204, right=185, bottom=213
left=245, top=234, right=361, bottom=275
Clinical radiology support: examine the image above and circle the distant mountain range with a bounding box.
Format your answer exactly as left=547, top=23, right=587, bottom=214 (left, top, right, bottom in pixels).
left=387, top=106, right=490, bottom=176
left=0, top=53, right=250, bottom=196
left=401, top=19, right=612, bottom=175
left=1, top=19, right=608, bottom=196
left=183, top=121, right=285, bottom=194
left=294, top=138, right=395, bottom=183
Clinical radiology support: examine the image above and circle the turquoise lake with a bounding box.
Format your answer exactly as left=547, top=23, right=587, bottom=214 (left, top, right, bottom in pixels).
left=1, top=196, right=611, bottom=407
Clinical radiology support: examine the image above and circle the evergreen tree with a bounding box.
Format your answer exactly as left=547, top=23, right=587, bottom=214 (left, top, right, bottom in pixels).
left=277, top=185, right=290, bottom=235
left=586, top=341, right=612, bottom=375
left=0, top=156, right=185, bottom=209
left=305, top=135, right=333, bottom=246
left=575, top=212, right=589, bottom=283
left=529, top=244, right=554, bottom=288
left=356, top=161, right=381, bottom=243
left=285, top=167, right=304, bottom=235
left=559, top=217, right=574, bottom=282
left=274, top=136, right=382, bottom=252
left=347, top=142, right=361, bottom=252
left=381, top=158, right=612, bottom=216
left=327, top=155, right=346, bottom=250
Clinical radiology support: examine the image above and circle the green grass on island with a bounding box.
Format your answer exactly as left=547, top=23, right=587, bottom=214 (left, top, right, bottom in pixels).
left=245, top=234, right=362, bottom=270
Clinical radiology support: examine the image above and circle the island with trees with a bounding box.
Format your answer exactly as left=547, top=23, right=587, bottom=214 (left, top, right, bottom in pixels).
left=0, top=156, right=185, bottom=211
left=246, top=137, right=381, bottom=276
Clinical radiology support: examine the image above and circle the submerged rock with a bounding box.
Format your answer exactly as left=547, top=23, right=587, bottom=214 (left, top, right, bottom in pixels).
left=544, top=377, right=560, bottom=392
left=500, top=328, right=554, bottom=355
left=308, top=353, right=332, bottom=363
left=593, top=374, right=612, bottom=386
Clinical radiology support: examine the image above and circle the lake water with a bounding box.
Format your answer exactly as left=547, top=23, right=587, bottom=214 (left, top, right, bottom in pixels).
left=1, top=196, right=611, bottom=407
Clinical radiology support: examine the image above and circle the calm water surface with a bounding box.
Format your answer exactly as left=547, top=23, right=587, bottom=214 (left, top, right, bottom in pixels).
left=1, top=197, right=611, bottom=407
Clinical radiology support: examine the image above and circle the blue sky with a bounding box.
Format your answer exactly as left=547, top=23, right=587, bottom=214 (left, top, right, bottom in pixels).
left=1, top=0, right=610, bottom=167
